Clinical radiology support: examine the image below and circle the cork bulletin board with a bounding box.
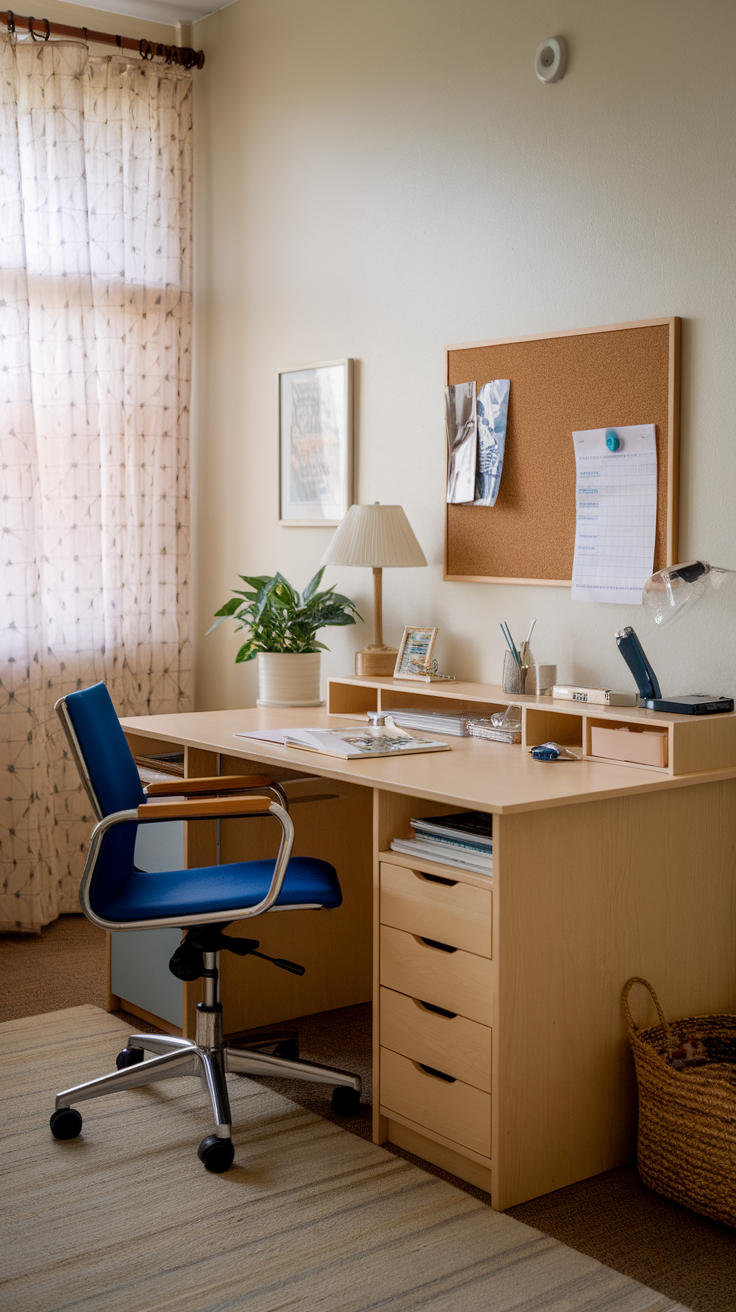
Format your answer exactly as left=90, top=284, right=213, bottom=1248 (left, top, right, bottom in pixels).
left=444, top=317, right=681, bottom=585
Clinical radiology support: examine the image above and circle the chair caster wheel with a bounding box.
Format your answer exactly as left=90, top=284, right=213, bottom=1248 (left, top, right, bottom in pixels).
left=331, top=1086, right=360, bottom=1116
left=273, top=1039, right=299, bottom=1060
left=198, top=1134, right=235, bottom=1173
left=116, top=1046, right=145, bottom=1070
left=50, top=1107, right=83, bottom=1140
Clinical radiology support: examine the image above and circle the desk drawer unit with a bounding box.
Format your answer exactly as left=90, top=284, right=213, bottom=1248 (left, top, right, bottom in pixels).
left=378, top=857, right=494, bottom=1170
left=380, top=861, right=492, bottom=957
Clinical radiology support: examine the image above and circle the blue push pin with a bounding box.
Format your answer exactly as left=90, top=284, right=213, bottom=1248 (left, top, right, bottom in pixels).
left=606, top=428, right=621, bottom=451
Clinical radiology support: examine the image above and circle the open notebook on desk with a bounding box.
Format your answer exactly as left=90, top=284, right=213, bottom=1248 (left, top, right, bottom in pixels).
left=235, top=725, right=450, bottom=760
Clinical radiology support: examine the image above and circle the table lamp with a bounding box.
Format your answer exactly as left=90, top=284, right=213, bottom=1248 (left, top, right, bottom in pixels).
left=321, top=503, right=427, bottom=676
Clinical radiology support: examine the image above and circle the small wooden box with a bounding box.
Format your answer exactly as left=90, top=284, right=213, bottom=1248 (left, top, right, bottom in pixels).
left=590, top=724, right=668, bottom=768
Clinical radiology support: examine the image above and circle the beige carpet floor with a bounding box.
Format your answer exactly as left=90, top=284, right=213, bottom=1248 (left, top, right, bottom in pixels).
left=0, top=1006, right=689, bottom=1312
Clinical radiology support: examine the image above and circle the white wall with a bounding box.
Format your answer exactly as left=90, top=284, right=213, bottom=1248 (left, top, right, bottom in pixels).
left=32, top=0, right=176, bottom=51
left=192, top=0, right=736, bottom=710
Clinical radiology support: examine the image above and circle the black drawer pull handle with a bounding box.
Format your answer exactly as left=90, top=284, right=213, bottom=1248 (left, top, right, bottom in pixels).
left=418, top=871, right=457, bottom=887
left=419, top=936, right=457, bottom=953
left=419, top=1000, right=457, bottom=1019
left=418, top=1062, right=456, bottom=1083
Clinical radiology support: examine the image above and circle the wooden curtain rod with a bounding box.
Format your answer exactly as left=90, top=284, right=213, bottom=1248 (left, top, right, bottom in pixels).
left=0, top=9, right=205, bottom=68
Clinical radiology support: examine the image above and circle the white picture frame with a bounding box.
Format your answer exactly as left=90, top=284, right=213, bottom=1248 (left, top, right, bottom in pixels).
left=393, top=626, right=439, bottom=679
left=278, top=358, right=353, bottom=526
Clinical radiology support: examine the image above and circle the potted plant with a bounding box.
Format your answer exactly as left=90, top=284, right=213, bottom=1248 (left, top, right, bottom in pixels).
left=208, top=569, right=362, bottom=707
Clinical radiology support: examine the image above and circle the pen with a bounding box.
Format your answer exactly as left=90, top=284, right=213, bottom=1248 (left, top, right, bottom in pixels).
left=519, top=618, right=536, bottom=669
left=501, top=622, right=521, bottom=667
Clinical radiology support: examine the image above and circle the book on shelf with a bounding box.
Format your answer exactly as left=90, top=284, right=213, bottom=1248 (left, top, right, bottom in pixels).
left=552, top=685, right=637, bottom=706
left=235, top=725, right=449, bottom=760
left=390, top=836, right=493, bottom=877
left=412, top=830, right=492, bottom=857
left=411, top=811, right=493, bottom=847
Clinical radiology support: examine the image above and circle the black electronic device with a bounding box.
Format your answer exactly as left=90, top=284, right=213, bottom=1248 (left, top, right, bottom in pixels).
left=615, top=627, right=733, bottom=715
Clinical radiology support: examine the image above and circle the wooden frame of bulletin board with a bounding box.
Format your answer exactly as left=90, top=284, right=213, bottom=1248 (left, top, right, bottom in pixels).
left=444, top=317, right=681, bottom=586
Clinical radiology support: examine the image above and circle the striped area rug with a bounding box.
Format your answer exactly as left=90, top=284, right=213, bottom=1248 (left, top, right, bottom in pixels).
left=1, top=1007, right=687, bottom=1311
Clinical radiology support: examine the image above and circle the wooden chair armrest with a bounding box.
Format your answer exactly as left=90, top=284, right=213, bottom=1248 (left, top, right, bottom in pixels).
left=139, top=795, right=274, bottom=821
left=144, top=773, right=274, bottom=798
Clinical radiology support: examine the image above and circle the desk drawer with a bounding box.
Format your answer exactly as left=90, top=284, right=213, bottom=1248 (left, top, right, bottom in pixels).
left=380, top=1047, right=491, bottom=1157
left=380, top=925, right=492, bottom=1026
left=380, top=861, right=492, bottom=958
left=380, top=986, right=491, bottom=1092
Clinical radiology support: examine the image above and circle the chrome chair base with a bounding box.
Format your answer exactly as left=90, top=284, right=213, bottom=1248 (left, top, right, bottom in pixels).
left=52, top=952, right=362, bottom=1171
left=54, top=1027, right=361, bottom=1162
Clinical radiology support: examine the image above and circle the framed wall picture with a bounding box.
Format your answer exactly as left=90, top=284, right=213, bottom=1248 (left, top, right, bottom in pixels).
left=278, top=358, right=353, bottom=525
left=394, top=626, right=439, bottom=679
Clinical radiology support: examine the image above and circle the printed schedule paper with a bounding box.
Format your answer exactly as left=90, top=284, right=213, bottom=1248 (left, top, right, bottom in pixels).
left=571, top=424, right=657, bottom=604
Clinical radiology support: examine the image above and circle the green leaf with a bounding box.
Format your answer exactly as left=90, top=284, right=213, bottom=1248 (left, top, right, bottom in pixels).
left=239, top=575, right=272, bottom=589
left=213, top=597, right=242, bottom=617
left=204, top=615, right=228, bottom=635
left=302, top=567, right=325, bottom=602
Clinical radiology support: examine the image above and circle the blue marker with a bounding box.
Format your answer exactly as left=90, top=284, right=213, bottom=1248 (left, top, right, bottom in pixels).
left=606, top=428, right=620, bottom=451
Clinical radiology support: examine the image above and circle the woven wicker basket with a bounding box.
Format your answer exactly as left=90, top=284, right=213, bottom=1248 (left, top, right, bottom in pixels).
left=622, top=977, right=736, bottom=1227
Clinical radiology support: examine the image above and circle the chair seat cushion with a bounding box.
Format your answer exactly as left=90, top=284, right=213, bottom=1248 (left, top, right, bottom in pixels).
left=96, top=857, right=342, bottom=922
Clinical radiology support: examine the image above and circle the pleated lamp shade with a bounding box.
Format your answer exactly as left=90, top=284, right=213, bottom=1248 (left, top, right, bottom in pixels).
left=320, top=503, right=427, bottom=569
left=321, top=504, right=427, bottom=676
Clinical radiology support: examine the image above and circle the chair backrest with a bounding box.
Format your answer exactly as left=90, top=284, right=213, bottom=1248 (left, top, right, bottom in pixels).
left=61, top=684, right=146, bottom=915
left=63, top=683, right=145, bottom=817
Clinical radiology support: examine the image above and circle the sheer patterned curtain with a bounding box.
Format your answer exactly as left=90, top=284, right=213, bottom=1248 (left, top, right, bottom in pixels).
left=0, top=37, right=193, bottom=932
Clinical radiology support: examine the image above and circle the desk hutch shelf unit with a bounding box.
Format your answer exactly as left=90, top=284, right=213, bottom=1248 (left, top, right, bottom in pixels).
left=327, top=675, right=736, bottom=777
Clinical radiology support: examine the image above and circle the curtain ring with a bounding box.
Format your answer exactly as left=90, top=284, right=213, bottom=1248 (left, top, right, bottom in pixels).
left=140, top=38, right=153, bottom=60
left=116, top=34, right=122, bottom=49
left=42, top=17, right=49, bottom=41
left=28, top=16, right=37, bottom=41
left=6, top=11, right=15, bottom=36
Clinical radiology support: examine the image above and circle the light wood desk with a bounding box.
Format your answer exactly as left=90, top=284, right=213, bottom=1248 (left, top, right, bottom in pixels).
left=120, top=684, right=736, bottom=1210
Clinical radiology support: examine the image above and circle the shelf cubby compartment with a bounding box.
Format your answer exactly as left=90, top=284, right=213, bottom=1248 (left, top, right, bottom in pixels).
left=524, top=706, right=583, bottom=752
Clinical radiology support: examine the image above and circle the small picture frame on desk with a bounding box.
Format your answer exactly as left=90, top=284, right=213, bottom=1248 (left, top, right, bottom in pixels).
left=393, top=626, right=439, bottom=680
left=278, top=358, right=353, bottom=526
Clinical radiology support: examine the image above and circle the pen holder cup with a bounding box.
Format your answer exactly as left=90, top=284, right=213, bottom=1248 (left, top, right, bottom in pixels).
left=502, top=651, right=526, bottom=695
left=525, top=663, right=557, bottom=695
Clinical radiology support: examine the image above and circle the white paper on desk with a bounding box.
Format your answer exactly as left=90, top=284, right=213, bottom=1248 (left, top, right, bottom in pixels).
left=571, top=425, right=657, bottom=604
left=234, top=729, right=289, bottom=744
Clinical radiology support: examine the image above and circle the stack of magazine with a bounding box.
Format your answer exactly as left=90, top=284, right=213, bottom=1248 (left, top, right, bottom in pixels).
left=380, top=709, right=471, bottom=737
left=390, top=811, right=493, bottom=877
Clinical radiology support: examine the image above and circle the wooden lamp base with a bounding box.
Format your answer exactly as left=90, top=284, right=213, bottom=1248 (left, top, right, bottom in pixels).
left=355, top=646, right=397, bottom=677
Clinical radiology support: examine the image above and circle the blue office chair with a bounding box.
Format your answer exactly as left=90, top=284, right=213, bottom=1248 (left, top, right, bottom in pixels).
left=50, top=682, right=361, bottom=1172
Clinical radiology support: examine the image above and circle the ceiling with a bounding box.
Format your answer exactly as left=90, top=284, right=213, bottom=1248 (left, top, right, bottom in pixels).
left=56, top=0, right=235, bottom=24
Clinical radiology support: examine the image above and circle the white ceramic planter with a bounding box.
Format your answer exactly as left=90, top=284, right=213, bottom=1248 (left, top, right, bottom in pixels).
left=256, top=652, right=323, bottom=707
